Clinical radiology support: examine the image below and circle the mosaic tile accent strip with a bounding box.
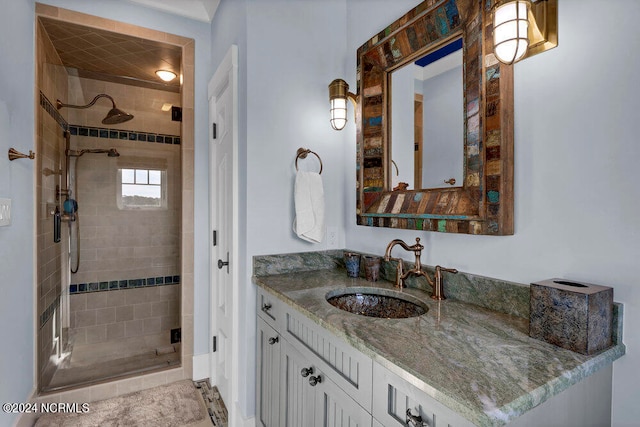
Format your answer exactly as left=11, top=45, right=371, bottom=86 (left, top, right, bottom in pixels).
left=70, top=274, right=180, bottom=295
left=40, top=91, right=68, bottom=131
left=68, top=125, right=180, bottom=145
left=39, top=91, right=180, bottom=145
left=40, top=294, right=61, bottom=329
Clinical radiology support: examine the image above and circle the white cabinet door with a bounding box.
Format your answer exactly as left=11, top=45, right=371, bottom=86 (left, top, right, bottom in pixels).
left=315, top=370, right=372, bottom=427
left=257, top=318, right=281, bottom=427
left=281, top=338, right=372, bottom=427
left=281, top=339, right=317, bottom=427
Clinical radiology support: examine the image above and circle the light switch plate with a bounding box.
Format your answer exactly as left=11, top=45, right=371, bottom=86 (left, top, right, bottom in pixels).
left=0, top=198, right=11, bottom=226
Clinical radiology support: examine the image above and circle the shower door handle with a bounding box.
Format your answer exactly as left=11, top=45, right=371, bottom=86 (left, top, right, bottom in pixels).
left=217, top=252, right=229, bottom=273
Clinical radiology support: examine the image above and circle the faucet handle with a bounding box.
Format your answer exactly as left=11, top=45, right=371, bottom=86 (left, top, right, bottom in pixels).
left=437, top=266, right=458, bottom=274
left=432, top=265, right=458, bottom=301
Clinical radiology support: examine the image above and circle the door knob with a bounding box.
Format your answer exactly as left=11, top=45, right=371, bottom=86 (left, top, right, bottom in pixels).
left=217, top=251, right=229, bottom=273
left=300, top=367, right=314, bottom=377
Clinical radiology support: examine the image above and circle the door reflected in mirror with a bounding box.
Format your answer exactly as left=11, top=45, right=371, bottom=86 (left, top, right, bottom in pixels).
left=391, top=38, right=463, bottom=190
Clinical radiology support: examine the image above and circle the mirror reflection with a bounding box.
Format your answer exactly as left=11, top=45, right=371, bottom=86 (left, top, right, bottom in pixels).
left=391, top=38, right=463, bottom=190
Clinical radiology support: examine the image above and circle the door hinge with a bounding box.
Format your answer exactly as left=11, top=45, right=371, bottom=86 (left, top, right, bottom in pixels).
left=212, top=123, right=217, bottom=139
left=213, top=230, right=217, bottom=246
left=212, top=336, right=217, bottom=352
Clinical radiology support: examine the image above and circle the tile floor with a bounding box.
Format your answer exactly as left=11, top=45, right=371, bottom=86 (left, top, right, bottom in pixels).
left=194, top=380, right=228, bottom=427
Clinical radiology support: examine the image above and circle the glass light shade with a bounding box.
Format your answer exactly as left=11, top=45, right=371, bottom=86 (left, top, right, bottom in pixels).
left=493, top=1, right=530, bottom=64
left=155, top=69, right=177, bottom=82
left=330, top=98, right=348, bottom=131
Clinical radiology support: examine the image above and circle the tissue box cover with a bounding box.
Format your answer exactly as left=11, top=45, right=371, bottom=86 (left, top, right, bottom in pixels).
left=529, top=278, right=613, bottom=355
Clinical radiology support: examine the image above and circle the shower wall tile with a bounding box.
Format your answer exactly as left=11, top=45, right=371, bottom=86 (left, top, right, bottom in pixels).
left=85, top=325, right=107, bottom=344
left=116, top=305, right=134, bottom=322
left=125, top=319, right=145, bottom=338
left=75, top=310, right=97, bottom=327
left=96, top=307, right=116, bottom=325
left=86, top=293, right=108, bottom=309
left=69, top=285, right=179, bottom=346
left=143, top=317, right=161, bottom=334
left=134, top=303, right=153, bottom=319
left=106, top=291, right=125, bottom=307
left=106, top=323, right=125, bottom=341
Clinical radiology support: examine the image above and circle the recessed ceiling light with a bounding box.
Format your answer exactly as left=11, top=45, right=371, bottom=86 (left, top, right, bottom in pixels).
left=155, top=70, right=177, bottom=82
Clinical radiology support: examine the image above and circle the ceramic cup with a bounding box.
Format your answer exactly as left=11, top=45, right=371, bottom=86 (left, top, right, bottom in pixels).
left=344, top=252, right=361, bottom=278
left=364, top=256, right=381, bottom=282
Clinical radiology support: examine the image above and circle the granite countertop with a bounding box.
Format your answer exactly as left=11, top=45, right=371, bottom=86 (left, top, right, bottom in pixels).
left=254, top=266, right=625, bottom=427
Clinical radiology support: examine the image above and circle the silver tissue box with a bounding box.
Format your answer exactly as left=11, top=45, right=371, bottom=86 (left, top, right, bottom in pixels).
left=529, top=278, right=613, bottom=355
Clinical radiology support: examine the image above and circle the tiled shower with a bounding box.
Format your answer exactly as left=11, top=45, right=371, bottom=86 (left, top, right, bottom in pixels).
left=36, top=15, right=184, bottom=392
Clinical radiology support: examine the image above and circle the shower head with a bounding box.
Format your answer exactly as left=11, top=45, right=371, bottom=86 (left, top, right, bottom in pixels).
left=66, top=148, right=120, bottom=158
left=103, top=107, right=134, bottom=125
left=57, top=94, right=134, bottom=125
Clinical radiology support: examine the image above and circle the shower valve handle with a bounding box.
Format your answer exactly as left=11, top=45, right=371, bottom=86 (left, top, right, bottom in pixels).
left=217, top=252, right=229, bottom=273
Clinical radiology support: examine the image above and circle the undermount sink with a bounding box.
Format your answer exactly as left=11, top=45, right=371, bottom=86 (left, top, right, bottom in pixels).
left=326, top=287, right=428, bottom=319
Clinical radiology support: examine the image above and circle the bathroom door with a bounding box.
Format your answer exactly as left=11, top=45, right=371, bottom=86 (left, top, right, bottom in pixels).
left=209, top=45, right=239, bottom=413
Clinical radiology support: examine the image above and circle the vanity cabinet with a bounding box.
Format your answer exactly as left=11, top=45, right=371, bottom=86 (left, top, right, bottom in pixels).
left=256, top=288, right=372, bottom=427
left=256, top=283, right=616, bottom=427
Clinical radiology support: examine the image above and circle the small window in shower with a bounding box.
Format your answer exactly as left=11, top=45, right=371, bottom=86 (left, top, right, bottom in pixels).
left=117, top=168, right=167, bottom=209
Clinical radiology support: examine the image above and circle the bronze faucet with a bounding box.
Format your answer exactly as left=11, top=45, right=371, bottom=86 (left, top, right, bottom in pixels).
left=384, top=238, right=430, bottom=289
left=383, top=237, right=458, bottom=299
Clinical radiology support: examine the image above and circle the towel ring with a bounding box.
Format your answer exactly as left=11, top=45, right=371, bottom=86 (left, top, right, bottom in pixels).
left=295, top=148, right=323, bottom=174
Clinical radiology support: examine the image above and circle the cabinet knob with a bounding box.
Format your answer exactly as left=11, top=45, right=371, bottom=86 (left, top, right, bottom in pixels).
left=406, top=408, right=428, bottom=426
left=308, top=375, right=322, bottom=386
left=300, top=367, right=314, bottom=377
left=268, top=336, right=279, bottom=345
left=261, top=303, right=272, bottom=313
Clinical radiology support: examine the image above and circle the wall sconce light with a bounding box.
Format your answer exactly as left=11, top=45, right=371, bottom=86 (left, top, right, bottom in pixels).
left=328, top=79, right=357, bottom=131
left=155, top=69, right=177, bottom=82
left=492, top=0, right=557, bottom=65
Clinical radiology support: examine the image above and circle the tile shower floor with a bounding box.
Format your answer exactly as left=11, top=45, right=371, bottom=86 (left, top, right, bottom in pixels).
left=42, top=339, right=180, bottom=392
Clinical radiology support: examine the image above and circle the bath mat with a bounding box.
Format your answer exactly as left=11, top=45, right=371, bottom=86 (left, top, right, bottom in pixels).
left=35, top=380, right=210, bottom=427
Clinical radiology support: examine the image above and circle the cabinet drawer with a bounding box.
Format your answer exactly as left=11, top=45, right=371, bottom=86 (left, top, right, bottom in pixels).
left=284, top=307, right=373, bottom=411
left=257, top=287, right=284, bottom=329
left=372, top=362, right=474, bottom=427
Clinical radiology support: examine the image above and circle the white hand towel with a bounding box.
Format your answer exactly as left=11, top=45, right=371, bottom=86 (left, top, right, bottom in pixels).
left=293, top=171, right=325, bottom=243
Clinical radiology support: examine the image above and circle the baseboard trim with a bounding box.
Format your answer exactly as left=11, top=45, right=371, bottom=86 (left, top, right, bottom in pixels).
left=192, top=353, right=210, bottom=381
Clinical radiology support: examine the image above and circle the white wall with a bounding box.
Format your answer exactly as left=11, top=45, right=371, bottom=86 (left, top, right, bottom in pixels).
left=345, top=1, right=640, bottom=425
left=0, top=1, right=36, bottom=425
left=244, top=0, right=348, bottom=417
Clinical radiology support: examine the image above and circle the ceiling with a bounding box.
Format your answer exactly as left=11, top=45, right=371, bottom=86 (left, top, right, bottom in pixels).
left=125, top=0, right=220, bottom=22
left=39, top=0, right=220, bottom=93
left=40, top=17, right=182, bottom=93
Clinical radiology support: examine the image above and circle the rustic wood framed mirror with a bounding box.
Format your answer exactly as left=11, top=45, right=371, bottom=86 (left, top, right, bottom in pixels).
left=356, top=0, right=514, bottom=235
